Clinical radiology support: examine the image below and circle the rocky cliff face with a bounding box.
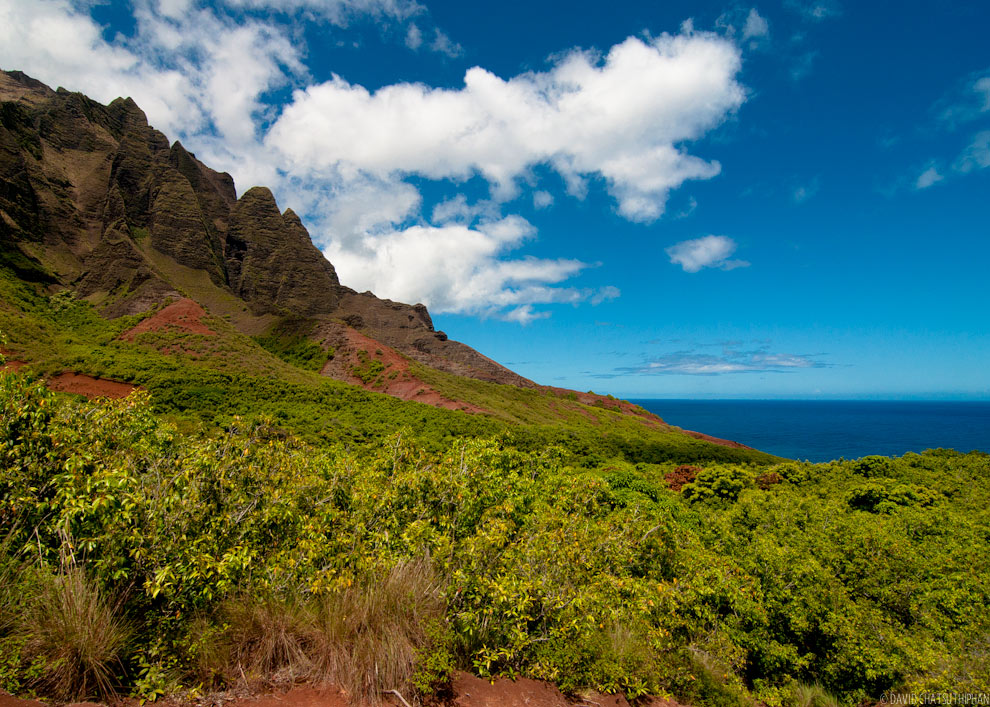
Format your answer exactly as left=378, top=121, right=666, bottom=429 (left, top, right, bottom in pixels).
left=0, top=70, right=533, bottom=390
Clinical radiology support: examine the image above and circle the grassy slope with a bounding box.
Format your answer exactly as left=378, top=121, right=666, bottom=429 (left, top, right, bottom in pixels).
left=0, top=266, right=778, bottom=464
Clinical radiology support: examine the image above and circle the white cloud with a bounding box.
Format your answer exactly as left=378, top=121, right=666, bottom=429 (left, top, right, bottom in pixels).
left=978, top=77, right=990, bottom=112
left=935, top=69, right=990, bottom=128
left=533, top=190, right=554, bottom=209
left=0, top=0, right=745, bottom=321
left=716, top=7, right=769, bottom=49
left=742, top=9, right=770, bottom=41
left=266, top=31, right=745, bottom=221
left=405, top=22, right=422, bottom=50
left=322, top=216, right=603, bottom=315
left=430, top=28, right=462, bottom=58
left=591, top=286, right=620, bottom=305
left=666, top=235, right=749, bottom=273
left=222, top=0, right=424, bottom=25
left=607, top=344, right=830, bottom=376
left=915, top=165, right=943, bottom=190
left=954, top=131, right=990, bottom=174
left=785, top=0, right=841, bottom=21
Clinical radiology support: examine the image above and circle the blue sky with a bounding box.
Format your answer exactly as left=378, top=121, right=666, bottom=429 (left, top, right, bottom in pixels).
left=1, top=0, right=988, bottom=399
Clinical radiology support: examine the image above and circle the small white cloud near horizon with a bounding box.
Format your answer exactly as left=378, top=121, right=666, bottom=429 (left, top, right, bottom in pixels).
left=666, top=235, right=750, bottom=273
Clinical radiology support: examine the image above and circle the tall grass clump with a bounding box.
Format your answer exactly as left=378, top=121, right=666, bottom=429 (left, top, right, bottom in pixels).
left=207, top=559, right=446, bottom=704
left=17, top=564, right=131, bottom=700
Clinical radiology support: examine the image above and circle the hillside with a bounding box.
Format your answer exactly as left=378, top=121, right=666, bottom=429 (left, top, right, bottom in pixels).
left=0, top=68, right=767, bottom=463
left=2, top=69, right=990, bottom=707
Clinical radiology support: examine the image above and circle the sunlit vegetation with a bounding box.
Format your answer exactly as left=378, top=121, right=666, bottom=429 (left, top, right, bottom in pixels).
left=2, top=268, right=988, bottom=704
left=1, top=368, right=988, bottom=705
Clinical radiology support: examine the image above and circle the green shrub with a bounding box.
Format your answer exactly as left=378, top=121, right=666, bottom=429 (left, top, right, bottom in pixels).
left=682, top=466, right=754, bottom=503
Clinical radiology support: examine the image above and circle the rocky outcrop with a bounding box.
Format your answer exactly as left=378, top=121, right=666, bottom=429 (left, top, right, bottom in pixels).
left=0, top=69, right=535, bottom=392
left=226, top=187, right=341, bottom=316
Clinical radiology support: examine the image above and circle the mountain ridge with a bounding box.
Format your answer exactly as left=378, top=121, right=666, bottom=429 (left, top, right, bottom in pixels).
left=0, top=69, right=536, bottom=398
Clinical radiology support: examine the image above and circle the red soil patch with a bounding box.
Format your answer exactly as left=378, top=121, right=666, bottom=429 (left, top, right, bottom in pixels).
left=320, top=325, right=485, bottom=414
left=0, top=347, right=25, bottom=371
left=235, top=686, right=348, bottom=707
left=0, top=693, right=45, bottom=707
left=121, top=298, right=215, bottom=340
left=453, top=672, right=636, bottom=706
left=2, top=676, right=691, bottom=707
left=47, top=372, right=138, bottom=399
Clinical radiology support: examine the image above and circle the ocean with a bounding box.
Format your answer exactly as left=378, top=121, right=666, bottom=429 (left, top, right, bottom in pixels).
left=630, top=399, right=990, bottom=462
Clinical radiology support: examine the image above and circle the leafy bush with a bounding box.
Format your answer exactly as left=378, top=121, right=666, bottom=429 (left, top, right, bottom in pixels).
left=682, top=466, right=754, bottom=503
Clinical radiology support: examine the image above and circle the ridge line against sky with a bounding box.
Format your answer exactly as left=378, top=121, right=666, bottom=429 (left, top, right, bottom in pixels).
left=1, top=0, right=988, bottom=398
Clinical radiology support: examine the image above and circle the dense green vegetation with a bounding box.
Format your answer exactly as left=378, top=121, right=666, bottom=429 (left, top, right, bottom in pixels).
left=252, top=320, right=333, bottom=372
left=2, top=269, right=989, bottom=705
left=1, top=369, right=988, bottom=705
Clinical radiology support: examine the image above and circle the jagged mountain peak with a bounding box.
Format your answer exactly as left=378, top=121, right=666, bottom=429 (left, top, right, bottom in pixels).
left=0, top=69, right=535, bottom=396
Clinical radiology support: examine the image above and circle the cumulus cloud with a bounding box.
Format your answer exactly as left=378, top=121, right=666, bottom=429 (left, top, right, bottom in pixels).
left=0, top=0, right=745, bottom=321
left=666, top=235, right=749, bottom=273
left=266, top=31, right=745, bottom=221
left=429, top=28, right=463, bottom=57
left=322, top=216, right=616, bottom=317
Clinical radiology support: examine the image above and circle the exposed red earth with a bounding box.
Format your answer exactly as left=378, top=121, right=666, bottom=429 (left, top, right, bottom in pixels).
left=0, top=346, right=25, bottom=371
left=120, top=298, right=216, bottom=340
left=2, top=348, right=139, bottom=400
left=46, top=372, right=139, bottom=399
left=318, top=324, right=486, bottom=414
left=1, top=674, right=691, bottom=707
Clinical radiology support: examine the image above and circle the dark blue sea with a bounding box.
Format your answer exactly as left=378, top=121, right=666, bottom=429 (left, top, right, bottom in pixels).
left=630, top=399, right=990, bottom=462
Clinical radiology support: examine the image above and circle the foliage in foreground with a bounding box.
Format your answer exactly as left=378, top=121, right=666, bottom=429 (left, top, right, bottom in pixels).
left=1, top=372, right=989, bottom=705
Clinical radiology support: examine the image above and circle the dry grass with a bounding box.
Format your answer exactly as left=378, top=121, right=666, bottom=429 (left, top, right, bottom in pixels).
left=208, top=558, right=444, bottom=704
left=18, top=565, right=131, bottom=701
